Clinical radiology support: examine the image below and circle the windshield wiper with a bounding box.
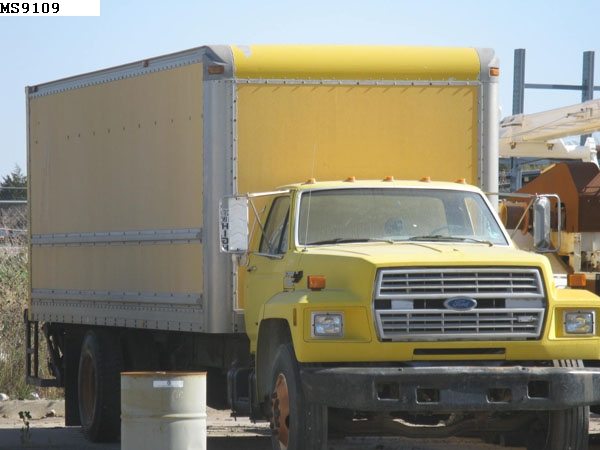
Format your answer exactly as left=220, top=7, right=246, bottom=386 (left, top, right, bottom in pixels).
left=406, top=235, right=494, bottom=246
left=458, top=237, right=495, bottom=246
left=306, top=236, right=494, bottom=247
left=306, top=237, right=394, bottom=246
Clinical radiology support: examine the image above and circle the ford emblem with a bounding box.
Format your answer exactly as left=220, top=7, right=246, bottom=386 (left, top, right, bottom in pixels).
left=444, top=297, right=478, bottom=311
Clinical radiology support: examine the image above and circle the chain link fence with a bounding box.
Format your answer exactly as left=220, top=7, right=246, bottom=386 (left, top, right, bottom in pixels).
left=0, top=185, right=27, bottom=249
left=0, top=186, right=27, bottom=205
left=0, top=203, right=27, bottom=249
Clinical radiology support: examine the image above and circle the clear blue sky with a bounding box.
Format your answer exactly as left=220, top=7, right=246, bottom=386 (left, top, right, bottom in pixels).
left=1, top=0, right=599, bottom=177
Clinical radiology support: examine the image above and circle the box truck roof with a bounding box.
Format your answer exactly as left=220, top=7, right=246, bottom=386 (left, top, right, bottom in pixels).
left=231, top=45, right=483, bottom=81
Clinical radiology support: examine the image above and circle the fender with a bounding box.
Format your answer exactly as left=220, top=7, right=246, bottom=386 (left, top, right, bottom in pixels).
left=259, top=289, right=372, bottom=363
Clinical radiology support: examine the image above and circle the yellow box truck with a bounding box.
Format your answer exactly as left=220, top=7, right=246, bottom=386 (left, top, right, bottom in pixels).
left=26, top=45, right=600, bottom=449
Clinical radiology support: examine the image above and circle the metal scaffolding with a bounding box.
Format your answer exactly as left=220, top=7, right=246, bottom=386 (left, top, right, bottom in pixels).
left=512, top=48, right=599, bottom=144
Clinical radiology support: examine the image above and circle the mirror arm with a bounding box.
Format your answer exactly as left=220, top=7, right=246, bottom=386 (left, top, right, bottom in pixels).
left=508, top=196, right=536, bottom=241
left=248, top=197, right=271, bottom=253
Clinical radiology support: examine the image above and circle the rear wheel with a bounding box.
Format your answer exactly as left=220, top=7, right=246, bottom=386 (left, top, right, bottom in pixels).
left=78, top=329, right=122, bottom=442
left=269, top=343, right=327, bottom=450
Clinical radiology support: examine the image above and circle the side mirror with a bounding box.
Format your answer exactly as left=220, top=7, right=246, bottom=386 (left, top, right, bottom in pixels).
left=219, top=196, right=249, bottom=253
left=497, top=192, right=561, bottom=253
left=533, top=196, right=551, bottom=251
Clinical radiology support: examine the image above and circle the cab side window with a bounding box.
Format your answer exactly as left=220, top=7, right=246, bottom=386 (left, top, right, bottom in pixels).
left=259, top=196, right=290, bottom=255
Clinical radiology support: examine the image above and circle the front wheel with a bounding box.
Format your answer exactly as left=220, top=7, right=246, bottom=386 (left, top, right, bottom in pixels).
left=527, top=360, right=589, bottom=450
left=269, top=343, right=327, bottom=450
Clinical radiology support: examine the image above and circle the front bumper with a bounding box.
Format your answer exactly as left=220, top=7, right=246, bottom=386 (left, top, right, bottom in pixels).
left=301, top=365, right=600, bottom=412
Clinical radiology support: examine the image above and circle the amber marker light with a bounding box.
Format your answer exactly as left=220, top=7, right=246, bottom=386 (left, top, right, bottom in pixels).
left=456, top=178, right=467, bottom=184
left=420, top=176, right=431, bottom=182
left=568, top=273, right=587, bottom=288
left=207, top=65, right=225, bottom=74
left=383, top=175, right=394, bottom=182
left=490, top=67, right=500, bottom=77
left=308, top=275, right=326, bottom=291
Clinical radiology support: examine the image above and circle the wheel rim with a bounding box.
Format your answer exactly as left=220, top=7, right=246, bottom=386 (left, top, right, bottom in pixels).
left=79, top=352, right=97, bottom=428
left=271, top=373, right=290, bottom=450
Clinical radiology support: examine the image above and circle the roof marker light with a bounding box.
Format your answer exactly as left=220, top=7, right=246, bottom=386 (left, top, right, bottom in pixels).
left=456, top=178, right=467, bottom=184
left=304, top=178, right=317, bottom=184
left=383, top=176, right=394, bottom=182
left=344, top=176, right=356, bottom=182
left=420, top=176, right=431, bottom=182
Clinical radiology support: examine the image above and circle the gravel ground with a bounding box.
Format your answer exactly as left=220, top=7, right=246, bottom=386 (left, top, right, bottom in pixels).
left=1, top=399, right=600, bottom=450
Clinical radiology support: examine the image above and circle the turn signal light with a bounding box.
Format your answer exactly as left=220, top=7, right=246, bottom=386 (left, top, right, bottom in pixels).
left=308, top=275, right=326, bottom=291
left=568, top=273, right=587, bottom=288
left=490, top=67, right=500, bottom=77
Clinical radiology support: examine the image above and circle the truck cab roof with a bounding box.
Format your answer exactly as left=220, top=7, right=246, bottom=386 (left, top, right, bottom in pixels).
left=278, top=177, right=482, bottom=193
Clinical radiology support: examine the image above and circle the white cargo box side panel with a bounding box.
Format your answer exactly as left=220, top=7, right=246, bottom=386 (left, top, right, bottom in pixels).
left=28, top=57, right=206, bottom=332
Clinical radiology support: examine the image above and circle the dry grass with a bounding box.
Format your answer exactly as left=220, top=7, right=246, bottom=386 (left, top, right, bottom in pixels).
left=0, top=246, right=33, bottom=399
left=0, top=206, right=62, bottom=400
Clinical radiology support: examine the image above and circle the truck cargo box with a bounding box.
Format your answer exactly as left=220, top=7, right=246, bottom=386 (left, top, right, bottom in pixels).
left=27, top=45, right=499, bottom=334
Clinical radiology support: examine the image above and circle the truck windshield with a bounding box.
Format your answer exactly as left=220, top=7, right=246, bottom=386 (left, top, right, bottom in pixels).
left=296, top=188, right=508, bottom=246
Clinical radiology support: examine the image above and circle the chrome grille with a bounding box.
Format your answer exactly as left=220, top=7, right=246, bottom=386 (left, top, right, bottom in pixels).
left=374, top=268, right=545, bottom=341
left=377, top=268, right=543, bottom=298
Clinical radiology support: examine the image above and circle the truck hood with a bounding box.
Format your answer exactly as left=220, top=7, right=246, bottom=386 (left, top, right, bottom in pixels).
left=294, top=242, right=553, bottom=302
left=296, top=241, right=552, bottom=299
left=300, top=241, right=548, bottom=268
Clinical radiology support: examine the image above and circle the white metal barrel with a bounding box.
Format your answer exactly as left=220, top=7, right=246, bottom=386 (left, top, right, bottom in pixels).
left=121, top=371, right=207, bottom=450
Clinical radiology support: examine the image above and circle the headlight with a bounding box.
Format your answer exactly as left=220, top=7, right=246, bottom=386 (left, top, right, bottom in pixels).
left=563, top=311, right=595, bottom=335
left=311, top=312, right=344, bottom=338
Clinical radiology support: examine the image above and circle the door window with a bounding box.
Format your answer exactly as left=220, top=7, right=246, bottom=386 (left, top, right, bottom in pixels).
left=259, top=196, right=290, bottom=255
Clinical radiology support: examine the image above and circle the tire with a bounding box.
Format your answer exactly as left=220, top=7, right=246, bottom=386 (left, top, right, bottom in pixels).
left=78, top=329, right=122, bottom=442
left=269, top=343, right=327, bottom=450
left=527, top=360, right=589, bottom=450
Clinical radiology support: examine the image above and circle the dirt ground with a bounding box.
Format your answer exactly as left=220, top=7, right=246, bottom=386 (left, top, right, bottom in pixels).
left=1, top=399, right=600, bottom=450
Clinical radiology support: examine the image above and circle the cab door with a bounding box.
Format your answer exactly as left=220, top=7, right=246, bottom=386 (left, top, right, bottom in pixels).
left=244, top=195, right=301, bottom=346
